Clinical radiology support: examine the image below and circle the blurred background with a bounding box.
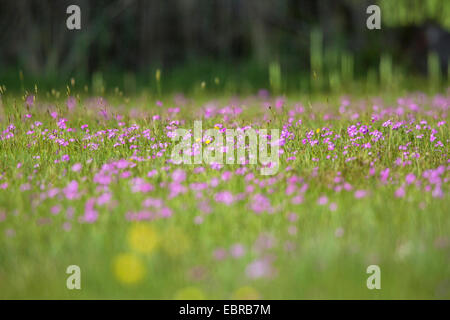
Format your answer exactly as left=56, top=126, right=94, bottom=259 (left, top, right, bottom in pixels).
left=0, top=0, right=449, bottom=94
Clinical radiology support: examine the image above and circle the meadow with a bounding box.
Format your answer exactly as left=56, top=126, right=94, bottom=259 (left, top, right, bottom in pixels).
left=0, top=80, right=448, bottom=299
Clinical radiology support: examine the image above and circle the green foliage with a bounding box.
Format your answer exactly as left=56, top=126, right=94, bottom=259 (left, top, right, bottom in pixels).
left=428, top=52, right=441, bottom=90
left=269, top=61, right=282, bottom=94
left=380, top=0, right=450, bottom=28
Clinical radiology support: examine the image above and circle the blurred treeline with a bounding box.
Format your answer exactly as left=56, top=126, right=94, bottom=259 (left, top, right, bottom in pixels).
left=0, top=0, right=449, bottom=94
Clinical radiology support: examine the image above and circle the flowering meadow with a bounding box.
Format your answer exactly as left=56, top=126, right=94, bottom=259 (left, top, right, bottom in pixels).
left=0, top=87, right=448, bottom=299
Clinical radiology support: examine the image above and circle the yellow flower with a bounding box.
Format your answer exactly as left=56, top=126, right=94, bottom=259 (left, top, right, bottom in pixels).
left=128, top=224, right=159, bottom=254
left=205, top=139, right=211, bottom=144
left=232, top=286, right=261, bottom=300
left=112, top=253, right=145, bottom=285
left=174, top=286, right=205, bottom=300
left=316, top=128, right=321, bottom=133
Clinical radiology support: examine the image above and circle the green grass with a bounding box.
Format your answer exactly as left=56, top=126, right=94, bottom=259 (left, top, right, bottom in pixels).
left=0, top=86, right=448, bottom=299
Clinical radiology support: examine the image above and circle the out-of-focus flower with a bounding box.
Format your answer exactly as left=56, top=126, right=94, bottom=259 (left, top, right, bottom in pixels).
left=317, top=195, right=328, bottom=205
left=174, top=286, right=205, bottom=300
left=71, top=163, right=82, bottom=172
left=335, top=227, right=344, bottom=238
left=230, top=244, right=245, bottom=258
left=128, top=224, right=159, bottom=254
left=354, top=190, right=367, bottom=199
left=112, top=253, right=146, bottom=285
left=215, top=191, right=234, bottom=205
left=25, top=95, right=35, bottom=107
left=245, top=257, right=276, bottom=279
left=232, top=286, right=261, bottom=300
left=213, top=248, right=227, bottom=261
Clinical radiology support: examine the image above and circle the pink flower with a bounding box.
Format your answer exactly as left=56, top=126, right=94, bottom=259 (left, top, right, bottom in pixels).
left=66, top=207, right=75, bottom=219
left=291, top=194, right=304, bottom=205
left=329, top=202, right=338, bottom=211
left=246, top=257, right=276, bottom=279
left=430, top=134, right=436, bottom=142
left=215, top=191, right=234, bottom=205
left=48, top=188, right=59, bottom=198
left=121, top=171, right=131, bottom=179
left=62, top=222, right=72, bottom=232
left=64, top=180, right=79, bottom=199
left=287, top=213, right=298, bottom=222
left=194, top=167, right=205, bottom=174
left=93, top=173, right=111, bottom=185
left=96, top=193, right=111, bottom=206
left=71, top=163, right=82, bottom=172
left=143, top=197, right=163, bottom=208
left=405, top=173, right=416, bottom=185
left=354, top=190, right=367, bottom=199
left=285, top=184, right=296, bottom=195
left=20, top=183, right=31, bottom=191
left=221, top=171, right=232, bottom=181
left=230, top=244, right=245, bottom=258
left=83, top=198, right=98, bottom=223
left=25, top=95, right=35, bottom=107
left=198, top=201, right=212, bottom=214
left=380, top=168, right=390, bottom=183
left=159, top=207, right=173, bottom=218
left=171, top=169, right=186, bottom=183
left=213, top=248, right=227, bottom=261
left=194, top=216, right=204, bottom=224
left=275, top=97, right=284, bottom=110
left=253, top=234, right=276, bottom=252
left=317, top=195, right=328, bottom=205
left=432, top=185, right=443, bottom=198
left=147, top=169, right=158, bottom=177
left=168, top=182, right=187, bottom=198
left=395, top=186, right=405, bottom=198
left=343, top=182, right=353, bottom=191
left=131, top=178, right=153, bottom=193
left=66, top=96, right=76, bottom=111
left=51, top=205, right=61, bottom=215
left=115, top=159, right=130, bottom=169
left=250, top=194, right=273, bottom=214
